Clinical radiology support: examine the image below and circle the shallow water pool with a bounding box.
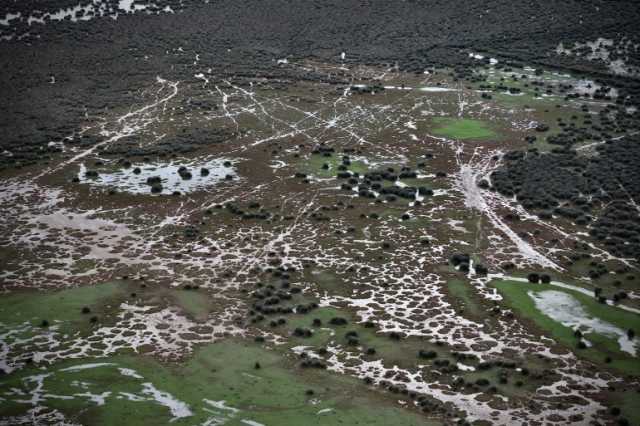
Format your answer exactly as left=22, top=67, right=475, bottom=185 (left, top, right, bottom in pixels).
left=528, top=290, right=637, bottom=356
left=78, top=158, right=237, bottom=195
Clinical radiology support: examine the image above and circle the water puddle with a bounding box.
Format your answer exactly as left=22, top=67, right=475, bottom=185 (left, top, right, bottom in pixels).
left=504, top=276, right=640, bottom=314
left=419, top=87, right=458, bottom=92
left=140, top=382, right=193, bottom=420
left=78, top=158, right=237, bottom=195
left=528, top=290, right=638, bottom=356
left=59, top=362, right=115, bottom=372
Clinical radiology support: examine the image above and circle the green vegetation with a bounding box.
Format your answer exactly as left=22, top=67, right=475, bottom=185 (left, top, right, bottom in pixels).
left=0, top=341, right=437, bottom=426
left=0, top=281, right=126, bottom=334
left=614, top=389, right=640, bottom=426
left=303, top=153, right=369, bottom=177
left=70, top=259, right=98, bottom=274
left=565, top=258, right=638, bottom=307
left=277, top=306, right=454, bottom=371
left=492, top=279, right=640, bottom=375
left=446, top=279, right=484, bottom=319
left=431, top=118, right=496, bottom=140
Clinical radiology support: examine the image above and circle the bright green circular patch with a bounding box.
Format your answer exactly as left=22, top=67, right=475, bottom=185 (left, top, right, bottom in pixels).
left=431, top=118, right=496, bottom=140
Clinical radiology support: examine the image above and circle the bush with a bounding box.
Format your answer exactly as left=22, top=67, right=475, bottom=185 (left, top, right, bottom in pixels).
left=451, top=253, right=470, bottom=266
left=293, top=327, right=313, bottom=338
left=389, top=332, right=401, bottom=340
left=418, top=350, right=437, bottom=359
left=474, top=264, right=488, bottom=275
left=329, top=317, right=348, bottom=326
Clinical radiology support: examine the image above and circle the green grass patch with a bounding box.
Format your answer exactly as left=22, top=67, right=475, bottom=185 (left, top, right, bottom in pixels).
left=303, top=153, right=369, bottom=178
left=431, top=118, right=496, bottom=140
left=446, top=279, right=484, bottom=319
left=613, top=389, right=640, bottom=426
left=0, top=340, right=437, bottom=426
left=275, top=306, right=456, bottom=371
left=0, top=281, right=126, bottom=335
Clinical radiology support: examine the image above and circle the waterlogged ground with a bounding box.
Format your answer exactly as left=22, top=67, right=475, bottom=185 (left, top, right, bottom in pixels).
left=1, top=56, right=639, bottom=425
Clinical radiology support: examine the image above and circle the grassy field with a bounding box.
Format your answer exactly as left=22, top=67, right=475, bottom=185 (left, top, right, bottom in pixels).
left=492, top=279, right=640, bottom=376
left=0, top=340, right=439, bottom=426
left=446, top=278, right=485, bottom=319
left=0, top=281, right=126, bottom=335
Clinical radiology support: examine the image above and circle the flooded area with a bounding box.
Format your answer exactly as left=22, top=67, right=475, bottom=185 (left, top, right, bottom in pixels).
left=78, top=158, right=237, bottom=195
left=1, top=6, right=640, bottom=423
